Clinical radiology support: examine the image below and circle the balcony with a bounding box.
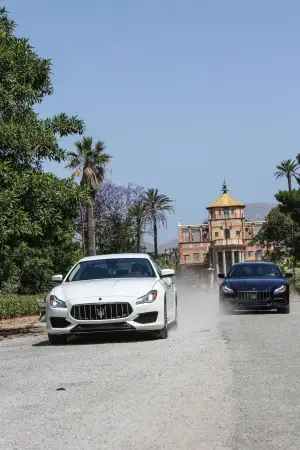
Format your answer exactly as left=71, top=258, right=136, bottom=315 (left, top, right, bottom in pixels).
left=213, top=239, right=244, bottom=247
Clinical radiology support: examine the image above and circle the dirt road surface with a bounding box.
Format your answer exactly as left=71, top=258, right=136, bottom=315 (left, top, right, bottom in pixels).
left=1, top=288, right=300, bottom=449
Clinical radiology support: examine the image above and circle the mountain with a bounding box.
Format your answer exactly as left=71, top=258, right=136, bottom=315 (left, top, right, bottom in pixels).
left=244, top=202, right=276, bottom=221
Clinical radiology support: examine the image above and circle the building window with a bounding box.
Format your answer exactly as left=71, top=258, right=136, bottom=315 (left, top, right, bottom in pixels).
left=215, top=231, right=219, bottom=238
left=255, top=250, right=262, bottom=260
left=224, top=229, right=231, bottom=239
left=203, top=252, right=207, bottom=258
left=236, top=230, right=240, bottom=237
left=184, top=255, right=190, bottom=261
left=193, top=253, right=200, bottom=263
left=248, top=251, right=253, bottom=257
left=193, top=232, right=200, bottom=242
left=224, top=208, right=229, bottom=217
left=183, top=231, right=189, bottom=242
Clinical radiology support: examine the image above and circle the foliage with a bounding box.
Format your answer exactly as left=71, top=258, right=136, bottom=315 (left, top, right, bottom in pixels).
left=0, top=7, right=84, bottom=171
left=66, top=136, right=111, bottom=256
left=0, top=293, right=46, bottom=319
left=0, top=8, right=87, bottom=295
left=275, top=159, right=299, bottom=192
left=94, top=181, right=148, bottom=254
left=144, top=188, right=174, bottom=258
left=251, top=206, right=300, bottom=263
left=128, top=200, right=149, bottom=252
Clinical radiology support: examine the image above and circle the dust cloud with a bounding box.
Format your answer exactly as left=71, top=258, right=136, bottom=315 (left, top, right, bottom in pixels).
left=174, top=276, right=221, bottom=335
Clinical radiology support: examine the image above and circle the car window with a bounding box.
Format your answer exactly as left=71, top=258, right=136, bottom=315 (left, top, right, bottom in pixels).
left=66, top=258, right=156, bottom=282
left=228, top=264, right=281, bottom=279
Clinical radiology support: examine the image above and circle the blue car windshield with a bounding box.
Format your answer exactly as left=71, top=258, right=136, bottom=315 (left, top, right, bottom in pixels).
left=227, top=264, right=282, bottom=279
left=66, top=258, right=156, bottom=282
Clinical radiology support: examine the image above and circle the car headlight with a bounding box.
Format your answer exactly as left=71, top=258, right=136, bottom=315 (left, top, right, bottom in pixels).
left=136, top=290, right=158, bottom=305
left=274, top=285, right=286, bottom=294
left=49, top=295, right=67, bottom=308
left=222, top=285, right=234, bottom=294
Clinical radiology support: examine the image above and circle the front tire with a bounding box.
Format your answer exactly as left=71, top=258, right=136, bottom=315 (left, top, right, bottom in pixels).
left=48, top=334, right=68, bottom=345
left=154, top=301, right=168, bottom=339
left=277, top=306, right=290, bottom=314
left=174, top=294, right=178, bottom=324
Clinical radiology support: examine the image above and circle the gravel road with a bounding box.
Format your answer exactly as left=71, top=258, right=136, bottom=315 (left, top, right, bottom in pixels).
left=1, top=288, right=300, bottom=449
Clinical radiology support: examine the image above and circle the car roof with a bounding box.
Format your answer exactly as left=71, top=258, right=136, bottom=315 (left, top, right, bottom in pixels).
left=236, top=261, right=275, bottom=265
left=79, top=253, right=151, bottom=263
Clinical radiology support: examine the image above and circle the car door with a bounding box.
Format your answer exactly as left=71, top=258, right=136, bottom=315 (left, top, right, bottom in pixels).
left=153, top=261, right=173, bottom=320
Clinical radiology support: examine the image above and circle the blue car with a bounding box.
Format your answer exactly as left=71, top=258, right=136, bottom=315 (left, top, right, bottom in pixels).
left=218, top=262, right=292, bottom=314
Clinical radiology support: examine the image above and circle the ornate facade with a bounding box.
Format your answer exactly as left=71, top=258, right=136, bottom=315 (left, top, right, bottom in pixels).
left=178, top=183, right=266, bottom=275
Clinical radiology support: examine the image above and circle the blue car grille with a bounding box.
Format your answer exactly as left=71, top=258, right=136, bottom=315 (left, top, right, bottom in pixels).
left=235, top=291, right=271, bottom=302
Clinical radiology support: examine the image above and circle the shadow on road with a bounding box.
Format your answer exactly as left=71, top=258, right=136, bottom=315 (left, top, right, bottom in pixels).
left=32, top=322, right=178, bottom=347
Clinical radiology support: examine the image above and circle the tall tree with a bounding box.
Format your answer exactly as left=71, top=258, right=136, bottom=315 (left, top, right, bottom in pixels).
left=94, top=181, right=147, bottom=254
left=128, top=200, right=148, bottom=252
left=66, top=137, right=111, bottom=256
left=275, top=159, right=299, bottom=191
left=0, top=8, right=87, bottom=293
left=144, top=189, right=174, bottom=258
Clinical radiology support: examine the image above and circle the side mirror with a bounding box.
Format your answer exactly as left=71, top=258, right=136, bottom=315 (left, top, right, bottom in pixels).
left=52, top=274, right=64, bottom=283
left=161, top=268, right=175, bottom=278
left=218, top=273, right=225, bottom=279
left=284, top=272, right=293, bottom=278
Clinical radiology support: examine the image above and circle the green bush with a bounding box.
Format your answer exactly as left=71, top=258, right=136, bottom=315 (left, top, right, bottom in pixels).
left=0, top=293, right=46, bottom=319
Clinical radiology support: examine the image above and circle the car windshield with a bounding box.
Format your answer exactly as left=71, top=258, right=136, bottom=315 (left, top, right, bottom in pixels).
left=227, top=264, right=281, bottom=279
left=66, top=258, right=156, bottom=282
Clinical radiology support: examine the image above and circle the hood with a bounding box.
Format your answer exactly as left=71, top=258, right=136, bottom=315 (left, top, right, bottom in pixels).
left=51, top=278, right=157, bottom=302
left=224, top=277, right=286, bottom=291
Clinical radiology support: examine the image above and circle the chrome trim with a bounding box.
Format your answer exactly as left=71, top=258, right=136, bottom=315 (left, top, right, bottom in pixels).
left=70, top=303, right=132, bottom=321
left=235, top=291, right=271, bottom=302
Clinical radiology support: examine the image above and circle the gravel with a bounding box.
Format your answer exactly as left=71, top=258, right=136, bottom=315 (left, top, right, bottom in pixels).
left=1, top=289, right=300, bottom=449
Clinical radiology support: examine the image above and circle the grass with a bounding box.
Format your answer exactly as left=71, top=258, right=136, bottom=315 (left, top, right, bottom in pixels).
left=0, top=293, right=46, bottom=319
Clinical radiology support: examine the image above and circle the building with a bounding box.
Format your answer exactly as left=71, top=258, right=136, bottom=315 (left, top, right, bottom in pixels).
left=178, top=182, right=266, bottom=276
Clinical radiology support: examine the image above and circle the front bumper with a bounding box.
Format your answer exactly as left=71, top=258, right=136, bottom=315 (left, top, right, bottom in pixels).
left=219, top=292, right=289, bottom=310
left=46, top=301, right=164, bottom=335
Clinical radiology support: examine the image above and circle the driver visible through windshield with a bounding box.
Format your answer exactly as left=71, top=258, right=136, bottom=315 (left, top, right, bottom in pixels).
left=227, top=263, right=282, bottom=279
left=66, top=258, right=156, bottom=282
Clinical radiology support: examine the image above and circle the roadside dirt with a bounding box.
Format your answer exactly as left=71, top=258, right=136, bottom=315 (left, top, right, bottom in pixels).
left=0, top=316, right=45, bottom=338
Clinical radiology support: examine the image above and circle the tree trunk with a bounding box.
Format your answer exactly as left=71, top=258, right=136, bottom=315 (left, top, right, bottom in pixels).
left=86, top=198, right=96, bottom=256
left=136, top=219, right=141, bottom=253
left=153, top=215, right=158, bottom=259
left=288, top=175, right=292, bottom=192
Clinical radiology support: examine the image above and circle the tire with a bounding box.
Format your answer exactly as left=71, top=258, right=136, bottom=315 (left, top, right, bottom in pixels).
left=48, top=334, right=67, bottom=345
left=174, top=294, right=178, bottom=324
left=277, top=306, right=290, bottom=314
left=154, top=301, right=168, bottom=339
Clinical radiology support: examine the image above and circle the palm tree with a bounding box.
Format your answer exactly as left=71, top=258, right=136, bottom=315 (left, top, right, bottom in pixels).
left=144, top=189, right=174, bottom=259
left=275, top=159, right=299, bottom=192
left=66, top=136, right=111, bottom=256
left=128, top=200, right=148, bottom=253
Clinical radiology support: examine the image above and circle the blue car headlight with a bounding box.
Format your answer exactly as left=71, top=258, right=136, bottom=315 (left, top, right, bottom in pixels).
left=49, top=295, right=67, bottom=308
left=222, top=285, right=234, bottom=294
left=274, top=285, right=286, bottom=294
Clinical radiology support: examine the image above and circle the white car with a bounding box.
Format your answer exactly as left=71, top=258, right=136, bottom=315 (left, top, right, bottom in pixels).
left=46, top=253, right=177, bottom=345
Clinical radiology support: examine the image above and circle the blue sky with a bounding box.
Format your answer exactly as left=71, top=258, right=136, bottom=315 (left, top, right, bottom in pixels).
left=6, top=0, right=300, bottom=241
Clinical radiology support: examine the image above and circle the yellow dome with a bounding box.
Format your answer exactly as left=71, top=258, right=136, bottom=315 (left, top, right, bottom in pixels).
left=207, top=192, right=244, bottom=208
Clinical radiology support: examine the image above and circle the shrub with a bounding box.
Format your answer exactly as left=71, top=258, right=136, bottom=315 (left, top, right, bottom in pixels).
left=0, top=294, right=46, bottom=319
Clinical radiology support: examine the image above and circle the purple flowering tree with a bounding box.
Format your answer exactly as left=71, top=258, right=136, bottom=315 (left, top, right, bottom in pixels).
left=94, top=180, right=149, bottom=254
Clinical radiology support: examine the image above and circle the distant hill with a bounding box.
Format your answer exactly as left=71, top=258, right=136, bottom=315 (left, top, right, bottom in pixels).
left=244, top=202, right=276, bottom=221
left=144, top=239, right=178, bottom=253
